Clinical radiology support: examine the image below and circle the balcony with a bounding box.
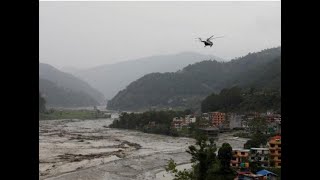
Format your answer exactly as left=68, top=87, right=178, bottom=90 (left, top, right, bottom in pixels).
left=269, top=140, right=281, bottom=145
left=269, top=151, right=280, bottom=156
left=231, top=160, right=239, bottom=164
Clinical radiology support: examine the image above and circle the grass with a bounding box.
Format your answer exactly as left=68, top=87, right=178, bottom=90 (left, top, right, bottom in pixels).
left=39, top=109, right=111, bottom=120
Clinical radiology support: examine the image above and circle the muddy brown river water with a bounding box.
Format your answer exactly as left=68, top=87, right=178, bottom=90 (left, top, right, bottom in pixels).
left=39, top=118, right=249, bottom=180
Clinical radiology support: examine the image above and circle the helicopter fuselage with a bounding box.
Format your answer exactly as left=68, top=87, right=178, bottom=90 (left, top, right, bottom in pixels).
left=203, top=41, right=213, bottom=47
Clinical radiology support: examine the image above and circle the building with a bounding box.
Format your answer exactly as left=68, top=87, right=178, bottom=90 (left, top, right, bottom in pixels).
left=268, top=135, right=281, bottom=168
left=198, top=127, right=219, bottom=138
left=276, top=120, right=281, bottom=135
left=246, top=112, right=261, bottom=120
left=171, top=117, right=185, bottom=129
left=249, top=148, right=269, bottom=167
left=241, top=118, right=249, bottom=129
left=266, top=113, right=281, bottom=123
left=230, top=149, right=250, bottom=168
left=185, top=115, right=196, bottom=124
left=209, top=112, right=226, bottom=127
left=235, top=172, right=265, bottom=180
left=202, top=113, right=210, bottom=120
left=146, top=121, right=156, bottom=129
left=228, top=113, right=244, bottom=129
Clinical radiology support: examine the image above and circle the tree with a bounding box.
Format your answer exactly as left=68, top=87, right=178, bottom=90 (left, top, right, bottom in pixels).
left=166, top=136, right=235, bottom=180
left=217, top=143, right=233, bottom=173
left=166, top=135, right=219, bottom=180
left=184, top=109, right=192, bottom=115
left=165, top=159, right=194, bottom=180
left=247, top=117, right=268, bottom=134
left=244, top=139, right=260, bottom=149
left=187, top=136, right=218, bottom=180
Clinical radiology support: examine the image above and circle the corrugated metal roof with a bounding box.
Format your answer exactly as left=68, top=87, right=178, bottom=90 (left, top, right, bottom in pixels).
left=256, top=169, right=278, bottom=176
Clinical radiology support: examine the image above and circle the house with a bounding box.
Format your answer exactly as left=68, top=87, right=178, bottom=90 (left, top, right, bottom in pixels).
left=185, top=115, right=196, bottom=124
left=202, top=113, right=210, bottom=120
left=147, top=121, right=156, bottom=128
left=268, top=135, right=281, bottom=168
left=172, top=117, right=190, bottom=129
left=230, top=149, right=250, bottom=168
left=172, top=117, right=184, bottom=129
left=249, top=148, right=269, bottom=167
left=256, top=169, right=278, bottom=180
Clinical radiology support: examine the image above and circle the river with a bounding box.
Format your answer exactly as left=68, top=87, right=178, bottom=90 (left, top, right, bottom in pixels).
left=39, top=117, right=249, bottom=180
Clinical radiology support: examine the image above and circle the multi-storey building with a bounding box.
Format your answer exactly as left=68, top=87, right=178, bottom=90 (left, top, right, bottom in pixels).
left=230, top=149, right=250, bottom=168
left=228, top=113, right=244, bottom=129
left=171, top=117, right=185, bottom=129
left=185, top=115, right=196, bottom=124
left=209, top=112, right=226, bottom=127
left=249, top=148, right=269, bottom=167
left=268, top=135, right=281, bottom=168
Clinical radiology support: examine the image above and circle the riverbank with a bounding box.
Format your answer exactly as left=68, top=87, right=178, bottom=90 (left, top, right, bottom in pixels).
left=39, top=109, right=111, bottom=120
left=40, top=118, right=249, bottom=180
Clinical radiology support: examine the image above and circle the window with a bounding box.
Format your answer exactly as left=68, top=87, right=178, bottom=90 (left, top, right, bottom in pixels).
left=241, top=152, right=245, bottom=155
left=278, top=156, right=281, bottom=160
left=270, top=144, right=275, bottom=148
left=278, top=144, right=281, bottom=148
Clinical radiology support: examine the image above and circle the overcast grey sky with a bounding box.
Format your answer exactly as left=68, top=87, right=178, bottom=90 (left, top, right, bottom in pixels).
left=40, top=1, right=281, bottom=69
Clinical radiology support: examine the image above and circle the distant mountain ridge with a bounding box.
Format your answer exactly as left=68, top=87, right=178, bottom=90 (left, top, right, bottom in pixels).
left=39, top=63, right=105, bottom=107
left=39, top=78, right=99, bottom=107
left=107, top=47, right=281, bottom=111
left=67, top=52, right=224, bottom=100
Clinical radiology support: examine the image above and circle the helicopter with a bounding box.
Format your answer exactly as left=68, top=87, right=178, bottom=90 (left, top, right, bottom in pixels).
left=198, top=35, right=224, bottom=47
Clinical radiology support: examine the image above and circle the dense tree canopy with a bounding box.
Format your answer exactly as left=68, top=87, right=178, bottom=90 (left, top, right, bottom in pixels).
left=218, top=143, right=233, bottom=173
left=109, top=110, right=189, bottom=136
left=201, top=87, right=281, bottom=113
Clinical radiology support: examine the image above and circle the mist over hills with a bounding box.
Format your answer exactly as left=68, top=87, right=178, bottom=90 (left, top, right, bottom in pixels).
left=39, top=63, right=105, bottom=107
left=107, top=47, right=281, bottom=111
left=39, top=78, right=100, bottom=107
left=66, top=52, right=224, bottom=100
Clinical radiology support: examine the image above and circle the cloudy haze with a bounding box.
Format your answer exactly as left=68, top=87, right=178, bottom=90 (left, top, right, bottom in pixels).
left=40, top=1, right=281, bottom=69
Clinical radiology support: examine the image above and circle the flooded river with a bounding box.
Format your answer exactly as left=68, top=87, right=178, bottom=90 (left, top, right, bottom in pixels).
left=39, top=118, right=249, bottom=180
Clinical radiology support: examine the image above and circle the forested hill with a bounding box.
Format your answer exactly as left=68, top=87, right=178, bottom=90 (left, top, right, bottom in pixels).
left=69, top=52, right=224, bottom=100
left=201, top=87, right=281, bottom=113
left=107, top=47, right=281, bottom=111
left=39, top=63, right=105, bottom=103
left=39, top=78, right=100, bottom=107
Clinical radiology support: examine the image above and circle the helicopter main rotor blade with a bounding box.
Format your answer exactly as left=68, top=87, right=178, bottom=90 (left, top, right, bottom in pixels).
left=211, top=36, right=224, bottom=39
left=207, top=35, right=214, bottom=40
